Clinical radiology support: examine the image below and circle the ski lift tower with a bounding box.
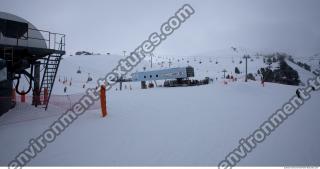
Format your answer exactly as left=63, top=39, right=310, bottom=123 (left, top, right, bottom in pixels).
left=243, top=55, right=250, bottom=82
left=0, top=12, right=66, bottom=114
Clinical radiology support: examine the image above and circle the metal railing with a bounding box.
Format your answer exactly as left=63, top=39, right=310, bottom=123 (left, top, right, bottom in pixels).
left=0, top=28, right=66, bottom=51
left=27, top=28, right=66, bottom=51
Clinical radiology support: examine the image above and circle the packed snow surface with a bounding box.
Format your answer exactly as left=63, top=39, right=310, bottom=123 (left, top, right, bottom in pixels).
left=1, top=52, right=319, bottom=166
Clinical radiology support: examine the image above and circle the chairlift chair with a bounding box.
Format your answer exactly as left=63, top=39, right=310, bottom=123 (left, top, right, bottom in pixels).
left=87, top=73, right=93, bottom=82
left=77, top=66, right=82, bottom=74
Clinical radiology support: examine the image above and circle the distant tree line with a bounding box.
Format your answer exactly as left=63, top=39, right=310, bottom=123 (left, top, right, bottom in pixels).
left=259, top=58, right=300, bottom=86
left=263, top=54, right=280, bottom=65
left=75, top=51, right=93, bottom=55
left=287, top=55, right=311, bottom=72
left=296, top=62, right=311, bottom=71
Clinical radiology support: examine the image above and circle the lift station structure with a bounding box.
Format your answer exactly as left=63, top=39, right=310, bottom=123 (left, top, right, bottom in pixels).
left=131, top=66, right=195, bottom=88
left=0, top=12, right=66, bottom=115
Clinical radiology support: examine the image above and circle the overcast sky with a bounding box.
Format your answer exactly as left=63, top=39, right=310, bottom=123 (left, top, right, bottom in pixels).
left=1, top=0, right=320, bottom=56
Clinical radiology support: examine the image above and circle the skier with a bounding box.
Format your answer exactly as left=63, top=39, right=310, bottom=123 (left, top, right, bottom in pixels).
left=261, top=76, right=265, bottom=87
left=64, top=86, right=67, bottom=93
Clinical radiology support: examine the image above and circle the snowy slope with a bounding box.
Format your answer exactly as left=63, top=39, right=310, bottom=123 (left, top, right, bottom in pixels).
left=1, top=81, right=320, bottom=166
left=53, top=51, right=266, bottom=95
left=1, top=49, right=320, bottom=166
left=52, top=54, right=148, bottom=95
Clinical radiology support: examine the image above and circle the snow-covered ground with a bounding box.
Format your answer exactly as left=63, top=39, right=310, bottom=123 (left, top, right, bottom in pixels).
left=53, top=49, right=264, bottom=95
left=1, top=50, right=320, bottom=166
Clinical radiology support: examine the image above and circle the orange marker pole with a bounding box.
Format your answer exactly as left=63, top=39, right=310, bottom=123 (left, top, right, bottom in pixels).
left=21, top=90, right=26, bottom=103
left=12, top=88, right=16, bottom=102
left=100, top=85, right=107, bottom=117
left=43, top=88, right=48, bottom=105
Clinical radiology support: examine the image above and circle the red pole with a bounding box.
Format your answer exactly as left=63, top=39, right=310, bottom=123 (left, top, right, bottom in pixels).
left=43, top=88, right=49, bottom=105
left=21, top=90, right=26, bottom=103
left=100, top=85, right=107, bottom=117
left=12, top=88, right=16, bottom=102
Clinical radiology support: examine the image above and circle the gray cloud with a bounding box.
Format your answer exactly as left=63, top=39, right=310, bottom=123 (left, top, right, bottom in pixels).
left=1, top=0, right=319, bottom=56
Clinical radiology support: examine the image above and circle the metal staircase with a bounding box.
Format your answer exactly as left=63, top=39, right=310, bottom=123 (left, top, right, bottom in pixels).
left=1, top=19, right=66, bottom=112
left=2, top=47, right=13, bottom=65
left=39, top=53, right=62, bottom=110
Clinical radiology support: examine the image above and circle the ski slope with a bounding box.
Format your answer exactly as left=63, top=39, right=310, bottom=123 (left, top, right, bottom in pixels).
left=1, top=81, right=320, bottom=166
left=1, top=50, right=320, bottom=166
left=52, top=50, right=266, bottom=95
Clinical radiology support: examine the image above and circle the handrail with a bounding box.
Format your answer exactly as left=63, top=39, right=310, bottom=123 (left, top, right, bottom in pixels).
left=5, top=27, right=66, bottom=51
left=29, top=28, right=66, bottom=36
